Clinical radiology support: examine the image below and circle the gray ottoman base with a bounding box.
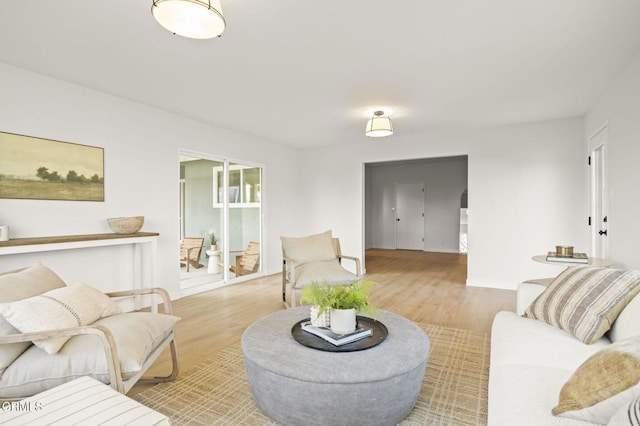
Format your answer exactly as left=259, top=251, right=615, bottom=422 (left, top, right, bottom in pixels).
left=245, top=356, right=427, bottom=426
left=241, top=308, right=430, bottom=426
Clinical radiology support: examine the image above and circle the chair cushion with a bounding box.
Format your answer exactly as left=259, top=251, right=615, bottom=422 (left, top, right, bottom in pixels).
left=293, top=260, right=359, bottom=288
left=0, top=284, right=122, bottom=354
left=0, top=312, right=180, bottom=399
left=0, top=263, right=66, bottom=374
left=524, top=267, right=640, bottom=344
left=553, top=336, right=640, bottom=424
left=281, top=230, right=336, bottom=265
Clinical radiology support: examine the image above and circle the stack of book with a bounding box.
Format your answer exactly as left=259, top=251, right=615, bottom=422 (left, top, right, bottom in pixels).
left=545, top=251, right=589, bottom=264
left=301, top=321, right=372, bottom=346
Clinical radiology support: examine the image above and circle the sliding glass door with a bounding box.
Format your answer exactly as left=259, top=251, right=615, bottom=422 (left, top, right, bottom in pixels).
left=180, top=152, right=262, bottom=292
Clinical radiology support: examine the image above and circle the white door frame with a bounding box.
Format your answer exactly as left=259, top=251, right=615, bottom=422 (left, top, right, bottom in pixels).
left=589, top=123, right=609, bottom=259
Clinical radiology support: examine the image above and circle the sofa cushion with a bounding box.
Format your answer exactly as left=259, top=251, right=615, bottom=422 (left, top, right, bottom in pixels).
left=489, top=365, right=589, bottom=426
left=281, top=230, right=336, bottom=265
left=553, top=336, right=640, bottom=424
left=607, top=395, right=640, bottom=425
left=0, top=312, right=180, bottom=398
left=609, top=291, right=640, bottom=344
left=0, top=263, right=66, bottom=374
left=524, top=267, right=640, bottom=344
left=490, top=311, right=604, bottom=426
left=491, top=312, right=608, bottom=371
left=0, top=284, right=122, bottom=354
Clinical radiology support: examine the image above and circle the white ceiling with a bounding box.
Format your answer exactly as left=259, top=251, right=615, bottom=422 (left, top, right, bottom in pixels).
left=1, top=1, right=639, bottom=148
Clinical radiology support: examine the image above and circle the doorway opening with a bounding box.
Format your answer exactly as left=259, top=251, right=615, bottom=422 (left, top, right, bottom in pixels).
left=179, top=152, right=263, bottom=295
left=364, top=155, right=468, bottom=275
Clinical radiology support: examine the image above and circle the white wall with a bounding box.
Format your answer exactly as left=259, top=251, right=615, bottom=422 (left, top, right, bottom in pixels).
left=296, top=118, right=587, bottom=290
left=366, top=156, right=468, bottom=253
left=0, top=60, right=604, bottom=294
left=0, top=63, right=297, bottom=299
left=585, top=49, right=640, bottom=269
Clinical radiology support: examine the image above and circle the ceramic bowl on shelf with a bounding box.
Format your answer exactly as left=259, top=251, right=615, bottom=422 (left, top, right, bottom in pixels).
left=107, top=216, right=144, bottom=234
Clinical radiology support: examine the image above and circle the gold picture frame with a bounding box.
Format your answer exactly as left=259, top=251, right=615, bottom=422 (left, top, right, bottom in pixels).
left=0, top=131, right=104, bottom=201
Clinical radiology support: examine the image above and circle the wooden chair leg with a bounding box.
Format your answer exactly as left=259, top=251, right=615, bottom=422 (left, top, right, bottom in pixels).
left=235, top=255, right=243, bottom=276
left=138, top=338, right=180, bottom=385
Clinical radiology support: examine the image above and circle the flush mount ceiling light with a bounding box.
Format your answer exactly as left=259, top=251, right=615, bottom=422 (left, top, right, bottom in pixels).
left=365, top=111, right=393, bottom=138
left=151, top=0, right=226, bottom=39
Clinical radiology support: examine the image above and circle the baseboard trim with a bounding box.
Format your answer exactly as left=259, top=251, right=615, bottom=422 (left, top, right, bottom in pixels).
left=466, top=278, right=516, bottom=291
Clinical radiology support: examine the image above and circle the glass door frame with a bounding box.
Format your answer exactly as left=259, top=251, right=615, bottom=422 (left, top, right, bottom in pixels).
left=220, top=157, right=264, bottom=284
left=179, top=149, right=265, bottom=294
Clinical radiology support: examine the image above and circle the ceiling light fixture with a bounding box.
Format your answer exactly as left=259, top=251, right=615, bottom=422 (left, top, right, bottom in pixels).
left=151, top=0, right=226, bottom=39
left=365, top=111, right=393, bottom=138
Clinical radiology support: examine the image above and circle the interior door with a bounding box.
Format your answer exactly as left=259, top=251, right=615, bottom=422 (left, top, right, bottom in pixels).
left=589, top=125, right=609, bottom=259
left=396, top=182, right=425, bottom=250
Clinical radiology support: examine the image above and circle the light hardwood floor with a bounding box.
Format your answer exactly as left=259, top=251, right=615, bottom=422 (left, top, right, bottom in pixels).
left=130, top=249, right=515, bottom=396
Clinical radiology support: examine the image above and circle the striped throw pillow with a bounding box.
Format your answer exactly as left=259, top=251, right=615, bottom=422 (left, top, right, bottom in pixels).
left=524, top=267, right=640, bottom=344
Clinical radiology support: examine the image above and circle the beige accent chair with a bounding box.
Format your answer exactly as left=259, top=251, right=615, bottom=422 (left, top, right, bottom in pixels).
left=0, top=263, right=179, bottom=399
left=281, top=230, right=361, bottom=307
left=180, top=237, right=204, bottom=272
left=229, top=241, right=260, bottom=277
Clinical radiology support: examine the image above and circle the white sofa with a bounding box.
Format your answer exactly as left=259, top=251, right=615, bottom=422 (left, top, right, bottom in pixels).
left=488, top=278, right=640, bottom=426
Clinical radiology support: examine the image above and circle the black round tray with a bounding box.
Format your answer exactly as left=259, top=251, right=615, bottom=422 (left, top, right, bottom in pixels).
left=291, top=316, right=388, bottom=352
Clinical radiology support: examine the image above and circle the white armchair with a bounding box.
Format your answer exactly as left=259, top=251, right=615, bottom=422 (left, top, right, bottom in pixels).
left=281, top=230, right=361, bottom=307
left=0, top=263, right=179, bottom=399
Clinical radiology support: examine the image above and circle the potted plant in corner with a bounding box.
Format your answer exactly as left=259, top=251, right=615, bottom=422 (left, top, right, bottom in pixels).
left=208, top=231, right=218, bottom=251
left=301, top=281, right=377, bottom=335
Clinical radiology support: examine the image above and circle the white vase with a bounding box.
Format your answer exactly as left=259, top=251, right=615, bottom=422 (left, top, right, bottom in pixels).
left=310, top=305, right=331, bottom=327
left=330, top=308, right=356, bottom=334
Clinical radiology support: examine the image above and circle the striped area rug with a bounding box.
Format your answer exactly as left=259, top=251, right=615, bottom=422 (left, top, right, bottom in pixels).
left=133, top=323, right=490, bottom=426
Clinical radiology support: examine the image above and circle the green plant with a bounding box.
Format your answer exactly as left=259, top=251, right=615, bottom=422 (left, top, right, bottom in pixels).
left=208, top=231, right=218, bottom=245
left=301, top=281, right=378, bottom=317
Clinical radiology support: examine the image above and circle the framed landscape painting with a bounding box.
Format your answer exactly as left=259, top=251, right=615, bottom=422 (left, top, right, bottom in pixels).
left=0, top=131, right=104, bottom=201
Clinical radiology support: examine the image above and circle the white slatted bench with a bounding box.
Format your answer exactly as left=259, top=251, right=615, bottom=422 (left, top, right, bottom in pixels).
left=0, top=376, right=169, bottom=425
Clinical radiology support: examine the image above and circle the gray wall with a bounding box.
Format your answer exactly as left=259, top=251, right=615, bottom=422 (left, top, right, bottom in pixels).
left=365, top=156, right=468, bottom=253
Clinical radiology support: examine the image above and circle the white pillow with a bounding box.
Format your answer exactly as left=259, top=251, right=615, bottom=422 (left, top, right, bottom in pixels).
left=0, top=263, right=67, bottom=373
left=0, top=284, right=122, bottom=354
left=281, top=230, right=336, bottom=265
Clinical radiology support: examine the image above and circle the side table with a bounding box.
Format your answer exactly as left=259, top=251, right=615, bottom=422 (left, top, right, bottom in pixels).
left=532, top=254, right=614, bottom=268
left=206, top=250, right=221, bottom=273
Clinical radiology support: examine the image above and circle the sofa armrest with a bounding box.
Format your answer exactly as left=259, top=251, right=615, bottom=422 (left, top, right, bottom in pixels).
left=516, top=279, right=553, bottom=315
left=106, top=287, right=173, bottom=315
left=0, top=325, right=125, bottom=393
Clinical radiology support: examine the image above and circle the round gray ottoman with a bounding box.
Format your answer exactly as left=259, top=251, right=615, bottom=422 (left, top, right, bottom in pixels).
left=241, top=307, right=430, bottom=426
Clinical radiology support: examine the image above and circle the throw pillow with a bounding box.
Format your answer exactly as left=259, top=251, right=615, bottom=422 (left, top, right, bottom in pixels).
left=0, top=263, right=67, bottom=373
left=0, top=284, right=122, bottom=354
left=524, top=267, right=640, bottom=344
left=281, top=230, right=336, bottom=265
left=607, top=395, right=640, bottom=425
left=553, top=336, right=640, bottom=424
